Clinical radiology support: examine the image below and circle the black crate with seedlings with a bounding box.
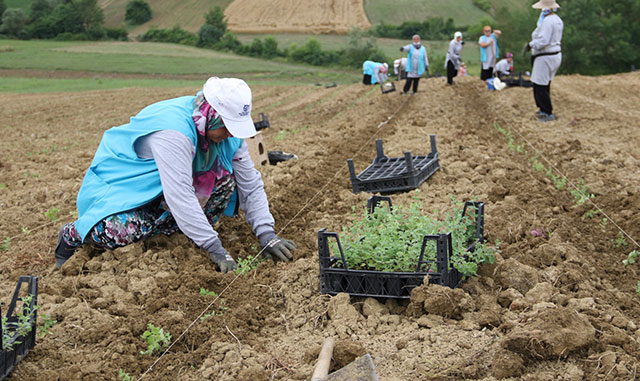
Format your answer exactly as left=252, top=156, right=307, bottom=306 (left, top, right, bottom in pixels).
left=1, top=276, right=38, bottom=380
left=318, top=196, right=491, bottom=299
left=347, top=135, right=440, bottom=195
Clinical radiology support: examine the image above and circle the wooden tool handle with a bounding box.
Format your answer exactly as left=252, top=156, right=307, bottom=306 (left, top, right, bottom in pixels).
left=311, top=337, right=335, bottom=381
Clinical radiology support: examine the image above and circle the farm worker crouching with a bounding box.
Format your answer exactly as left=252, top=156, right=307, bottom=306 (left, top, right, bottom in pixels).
left=494, top=52, right=514, bottom=79
left=54, top=77, right=296, bottom=272
left=400, top=34, right=429, bottom=95
left=393, top=57, right=407, bottom=80
left=524, top=0, right=563, bottom=122
left=478, top=26, right=501, bottom=82
left=445, top=31, right=464, bottom=85
left=362, top=60, right=389, bottom=85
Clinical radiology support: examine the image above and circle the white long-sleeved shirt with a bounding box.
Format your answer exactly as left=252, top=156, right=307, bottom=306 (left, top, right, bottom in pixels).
left=529, top=13, right=563, bottom=55
left=494, top=58, right=512, bottom=75
left=445, top=39, right=463, bottom=70
left=134, top=129, right=275, bottom=253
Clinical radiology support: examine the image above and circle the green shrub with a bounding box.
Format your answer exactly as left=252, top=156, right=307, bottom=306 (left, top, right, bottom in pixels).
left=125, top=0, right=152, bottom=25
left=472, top=0, right=492, bottom=12
left=140, top=26, right=197, bottom=46
left=105, top=27, right=128, bottom=41
left=0, top=8, right=28, bottom=37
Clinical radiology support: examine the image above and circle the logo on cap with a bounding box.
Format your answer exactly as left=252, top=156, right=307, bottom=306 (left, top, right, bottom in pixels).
left=239, top=104, right=250, bottom=116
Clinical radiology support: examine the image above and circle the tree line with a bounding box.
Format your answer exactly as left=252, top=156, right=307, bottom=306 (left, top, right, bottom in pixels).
left=0, top=0, right=637, bottom=75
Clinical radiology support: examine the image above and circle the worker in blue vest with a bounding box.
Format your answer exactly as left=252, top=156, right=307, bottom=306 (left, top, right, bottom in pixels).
left=362, top=60, right=389, bottom=85
left=400, top=34, right=429, bottom=95
left=54, top=77, right=296, bottom=272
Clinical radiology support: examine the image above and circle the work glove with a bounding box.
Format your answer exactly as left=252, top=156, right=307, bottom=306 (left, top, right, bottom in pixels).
left=522, top=42, right=531, bottom=57
left=207, top=240, right=237, bottom=273
left=259, top=232, right=296, bottom=262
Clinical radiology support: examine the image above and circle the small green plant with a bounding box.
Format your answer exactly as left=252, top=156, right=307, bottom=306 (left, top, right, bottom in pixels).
left=140, top=323, right=171, bottom=356
left=21, top=226, right=31, bottom=235
left=635, top=280, right=640, bottom=297
left=44, top=207, right=61, bottom=222
left=235, top=255, right=264, bottom=275
left=582, top=209, right=599, bottom=220
left=570, top=179, right=594, bottom=206
left=119, top=369, right=136, bottom=381
left=551, top=174, right=567, bottom=190
left=0, top=183, right=7, bottom=190
left=623, top=250, right=640, bottom=266
left=199, top=288, right=218, bottom=297
left=614, top=232, right=628, bottom=248
left=38, top=314, right=57, bottom=338
left=331, top=195, right=495, bottom=277
left=2, top=294, right=38, bottom=351
left=600, top=218, right=608, bottom=228
left=0, top=237, right=10, bottom=252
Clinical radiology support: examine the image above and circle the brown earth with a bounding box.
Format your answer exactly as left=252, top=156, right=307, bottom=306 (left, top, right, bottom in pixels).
left=0, top=72, right=639, bottom=380
left=224, top=0, right=371, bottom=34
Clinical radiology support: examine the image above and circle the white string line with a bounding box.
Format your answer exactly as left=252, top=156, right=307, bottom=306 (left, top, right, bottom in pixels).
left=138, top=91, right=410, bottom=379
left=508, top=125, right=639, bottom=249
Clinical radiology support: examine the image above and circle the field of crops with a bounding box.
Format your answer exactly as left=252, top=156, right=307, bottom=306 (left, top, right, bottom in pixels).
left=1, top=34, right=639, bottom=379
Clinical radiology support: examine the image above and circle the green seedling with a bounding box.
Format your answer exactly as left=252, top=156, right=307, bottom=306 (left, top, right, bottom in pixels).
left=601, top=218, right=608, bottom=228
left=570, top=179, right=594, bottom=206
left=614, top=232, right=628, bottom=248
left=623, top=250, right=640, bottom=266
left=38, top=314, right=57, bottom=338
left=45, top=207, right=61, bottom=222
left=235, top=255, right=264, bottom=275
left=21, top=227, right=31, bottom=235
left=331, top=195, right=495, bottom=277
left=582, top=209, right=599, bottom=220
left=636, top=280, right=640, bottom=297
left=119, top=369, right=136, bottom=381
left=0, top=183, right=7, bottom=190
left=140, top=323, right=171, bottom=356
left=0, top=237, right=10, bottom=252
left=2, top=294, right=38, bottom=351
left=199, top=288, right=217, bottom=297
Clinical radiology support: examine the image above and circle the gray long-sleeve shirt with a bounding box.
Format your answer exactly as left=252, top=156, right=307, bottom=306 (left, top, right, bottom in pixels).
left=134, top=129, right=275, bottom=253
left=445, top=39, right=463, bottom=70
left=529, top=13, right=563, bottom=55
left=494, top=58, right=511, bottom=75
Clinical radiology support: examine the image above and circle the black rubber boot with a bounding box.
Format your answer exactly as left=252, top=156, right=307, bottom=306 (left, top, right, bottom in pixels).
left=54, top=228, right=77, bottom=268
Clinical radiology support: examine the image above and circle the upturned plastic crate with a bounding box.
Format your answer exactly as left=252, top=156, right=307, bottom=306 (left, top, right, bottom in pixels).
left=347, top=135, right=440, bottom=195
left=502, top=72, right=533, bottom=88
left=253, top=113, right=270, bottom=131
left=1, top=276, right=38, bottom=381
left=318, top=198, right=484, bottom=299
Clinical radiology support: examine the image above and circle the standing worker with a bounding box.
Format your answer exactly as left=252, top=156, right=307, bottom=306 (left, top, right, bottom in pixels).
left=494, top=52, right=514, bottom=79
left=445, top=31, right=464, bottom=85
left=524, top=1, right=563, bottom=122
left=54, top=77, right=296, bottom=272
left=362, top=60, right=389, bottom=85
left=400, top=34, right=429, bottom=95
left=478, top=26, right=502, bottom=82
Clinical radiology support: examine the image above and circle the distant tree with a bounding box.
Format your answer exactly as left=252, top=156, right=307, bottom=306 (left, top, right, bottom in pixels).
left=0, top=0, right=6, bottom=26
left=75, top=0, right=104, bottom=33
left=197, top=23, right=220, bottom=47
left=216, top=31, right=241, bottom=51
left=30, top=0, right=53, bottom=23
left=248, top=38, right=263, bottom=57
left=262, top=36, right=279, bottom=58
left=204, top=6, right=226, bottom=31
left=1, top=8, right=28, bottom=37
left=125, top=0, right=152, bottom=25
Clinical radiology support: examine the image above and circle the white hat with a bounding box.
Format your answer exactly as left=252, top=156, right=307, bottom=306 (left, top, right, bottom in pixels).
left=454, top=31, right=463, bottom=39
left=202, top=77, right=256, bottom=139
left=532, top=0, right=559, bottom=8
left=383, top=62, right=389, bottom=69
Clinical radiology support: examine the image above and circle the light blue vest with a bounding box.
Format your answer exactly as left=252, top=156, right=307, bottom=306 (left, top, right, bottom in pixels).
left=362, top=60, right=383, bottom=84
left=406, top=46, right=427, bottom=76
left=480, top=33, right=499, bottom=62
left=75, top=96, right=242, bottom=241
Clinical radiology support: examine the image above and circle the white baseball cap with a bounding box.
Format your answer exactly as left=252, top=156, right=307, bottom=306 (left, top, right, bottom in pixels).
left=202, top=77, right=256, bottom=139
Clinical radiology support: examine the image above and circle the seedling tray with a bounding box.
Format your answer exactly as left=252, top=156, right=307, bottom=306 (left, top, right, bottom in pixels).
left=318, top=199, right=484, bottom=298
left=503, top=72, right=533, bottom=88
left=381, top=82, right=396, bottom=94
left=347, top=135, right=439, bottom=195
left=1, top=276, right=38, bottom=380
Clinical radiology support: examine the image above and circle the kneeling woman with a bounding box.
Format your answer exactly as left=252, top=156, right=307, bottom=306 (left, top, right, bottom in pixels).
left=54, top=77, right=296, bottom=272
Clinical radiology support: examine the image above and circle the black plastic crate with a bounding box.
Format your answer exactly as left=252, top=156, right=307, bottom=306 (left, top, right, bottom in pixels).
left=1, top=276, right=38, bottom=381
left=502, top=72, right=533, bottom=88
left=347, top=135, right=440, bottom=195
left=318, top=199, right=484, bottom=299
left=253, top=113, right=270, bottom=131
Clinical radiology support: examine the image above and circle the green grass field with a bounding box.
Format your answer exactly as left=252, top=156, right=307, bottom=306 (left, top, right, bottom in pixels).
left=0, top=39, right=361, bottom=93
left=363, top=0, right=490, bottom=26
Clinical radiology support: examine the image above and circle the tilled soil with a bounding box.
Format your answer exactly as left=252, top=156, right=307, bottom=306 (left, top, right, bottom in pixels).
left=0, top=73, right=639, bottom=380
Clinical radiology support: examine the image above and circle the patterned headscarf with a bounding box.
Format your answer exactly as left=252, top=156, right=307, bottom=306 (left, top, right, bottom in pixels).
left=191, top=90, right=234, bottom=205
